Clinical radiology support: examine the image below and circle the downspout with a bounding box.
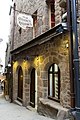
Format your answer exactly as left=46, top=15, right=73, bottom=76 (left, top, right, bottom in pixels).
left=67, top=0, right=75, bottom=108
left=71, top=0, right=80, bottom=119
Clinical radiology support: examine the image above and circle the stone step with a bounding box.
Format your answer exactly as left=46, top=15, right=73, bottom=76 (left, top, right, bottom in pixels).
left=27, top=105, right=37, bottom=112
left=14, top=100, right=22, bottom=106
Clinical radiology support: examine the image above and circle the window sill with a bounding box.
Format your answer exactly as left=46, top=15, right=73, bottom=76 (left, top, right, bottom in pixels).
left=39, top=98, right=68, bottom=112
left=48, top=96, right=60, bottom=103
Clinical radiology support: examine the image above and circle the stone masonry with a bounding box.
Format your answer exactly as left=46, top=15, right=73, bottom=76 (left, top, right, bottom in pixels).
left=9, top=0, right=75, bottom=119
left=10, top=0, right=62, bottom=50
left=12, top=31, right=71, bottom=119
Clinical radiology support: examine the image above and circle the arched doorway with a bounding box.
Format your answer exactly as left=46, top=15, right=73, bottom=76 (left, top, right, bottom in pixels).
left=18, top=66, right=23, bottom=102
left=30, top=68, right=36, bottom=108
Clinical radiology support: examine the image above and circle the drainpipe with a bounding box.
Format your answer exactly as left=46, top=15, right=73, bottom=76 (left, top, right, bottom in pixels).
left=71, top=0, right=80, bottom=119
left=67, top=0, right=75, bottom=109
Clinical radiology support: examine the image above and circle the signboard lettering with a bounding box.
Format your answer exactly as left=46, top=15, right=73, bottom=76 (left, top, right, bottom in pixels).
left=17, top=13, right=33, bottom=29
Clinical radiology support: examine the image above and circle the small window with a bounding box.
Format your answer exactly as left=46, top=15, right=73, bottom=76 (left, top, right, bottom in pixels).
left=49, top=1, right=55, bottom=28
left=33, top=11, right=37, bottom=38
left=48, top=63, right=60, bottom=102
left=51, top=3, right=55, bottom=27
left=19, top=27, right=22, bottom=35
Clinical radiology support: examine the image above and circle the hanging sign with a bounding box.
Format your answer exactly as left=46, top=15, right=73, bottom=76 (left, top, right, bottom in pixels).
left=17, top=13, right=33, bottom=29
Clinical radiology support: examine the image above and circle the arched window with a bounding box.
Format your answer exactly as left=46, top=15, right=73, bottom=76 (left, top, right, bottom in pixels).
left=48, top=63, right=60, bottom=102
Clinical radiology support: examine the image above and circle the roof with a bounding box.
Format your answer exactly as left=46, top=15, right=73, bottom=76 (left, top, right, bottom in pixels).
left=11, top=24, right=66, bottom=55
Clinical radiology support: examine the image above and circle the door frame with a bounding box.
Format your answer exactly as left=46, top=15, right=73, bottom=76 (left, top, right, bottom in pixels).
left=30, top=68, right=37, bottom=108
left=17, top=66, right=23, bottom=102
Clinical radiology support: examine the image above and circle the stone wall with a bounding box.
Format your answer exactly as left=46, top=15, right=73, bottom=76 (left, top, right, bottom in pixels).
left=10, top=0, right=80, bottom=119
left=12, top=32, right=71, bottom=118
left=12, top=0, right=61, bottom=49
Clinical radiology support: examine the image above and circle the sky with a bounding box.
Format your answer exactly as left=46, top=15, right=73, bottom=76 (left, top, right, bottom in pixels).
left=0, top=0, right=11, bottom=70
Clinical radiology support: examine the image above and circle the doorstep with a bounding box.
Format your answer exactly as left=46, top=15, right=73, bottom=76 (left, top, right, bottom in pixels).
left=14, top=100, right=22, bottom=106
left=27, top=105, right=37, bottom=112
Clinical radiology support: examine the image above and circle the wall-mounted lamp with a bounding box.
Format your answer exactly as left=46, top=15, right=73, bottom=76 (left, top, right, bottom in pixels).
left=66, top=43, right=69, bottom=48
left=12, top=61, right=15, bottom=64
left=36, top=56, right=39, bottom=60
left=25, top=55, right=39, bottom=60
left=23, top=59, right=26, bottom=62
left=8, top=63, right=11, bottom=67
left=26, top=56, right=30, bottom=60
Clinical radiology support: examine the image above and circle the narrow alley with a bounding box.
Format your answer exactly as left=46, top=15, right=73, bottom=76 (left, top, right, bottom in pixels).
left=0, top=93, right=54, bottom=120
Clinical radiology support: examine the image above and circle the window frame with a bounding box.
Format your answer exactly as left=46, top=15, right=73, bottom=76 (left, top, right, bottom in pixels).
left=49, top=1, right=55, bottom=28
left=48, top=63, right=60, bottom=102
left=33, top=11, right=37, bottom=38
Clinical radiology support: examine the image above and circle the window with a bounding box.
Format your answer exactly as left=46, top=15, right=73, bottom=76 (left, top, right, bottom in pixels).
left=18, top=66, right=23, bottom=102
left=19, top=27, right=22, bottom=35
left=33, top=11, right=37, bottom=38
left=48, top=63, right=60, bottom=102
left=49, top=1, right=55, bottom=28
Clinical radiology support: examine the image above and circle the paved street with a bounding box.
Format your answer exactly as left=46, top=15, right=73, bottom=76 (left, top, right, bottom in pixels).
left=0, top=93, right=54, bottom=120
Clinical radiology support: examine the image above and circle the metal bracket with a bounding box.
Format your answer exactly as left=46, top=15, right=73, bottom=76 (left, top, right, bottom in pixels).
left=73, top=59, right=80, bottom=62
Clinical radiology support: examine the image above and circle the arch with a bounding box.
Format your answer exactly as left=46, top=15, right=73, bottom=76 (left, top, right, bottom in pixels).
left=39, top=56, right=60, bottom=99
left=44, top=56, right=59, bottom=71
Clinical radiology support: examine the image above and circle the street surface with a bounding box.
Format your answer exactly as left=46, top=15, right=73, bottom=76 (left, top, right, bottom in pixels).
left=0, top=93, right=54, bottom=120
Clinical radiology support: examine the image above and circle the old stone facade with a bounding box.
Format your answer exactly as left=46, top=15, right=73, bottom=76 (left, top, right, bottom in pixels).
left=9, top=0, right=78, bottom=119
left=11, top=0, right=62, bottom=50
left=12, top=31, right=70, bottom=119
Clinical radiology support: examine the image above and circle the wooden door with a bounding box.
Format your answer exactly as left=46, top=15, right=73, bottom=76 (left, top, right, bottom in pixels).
left=18, top=66, right=23, bottom=102
left=30, top=68, right=35, bottom=107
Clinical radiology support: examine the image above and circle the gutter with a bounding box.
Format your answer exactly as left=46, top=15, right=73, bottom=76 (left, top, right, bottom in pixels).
left=67, top=0, right=75, bottom=109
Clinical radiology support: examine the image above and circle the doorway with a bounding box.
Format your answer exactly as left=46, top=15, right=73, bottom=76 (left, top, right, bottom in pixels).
left=30, top=68, right=36, bottom=108
left=18, top=66, right=23, bottom=102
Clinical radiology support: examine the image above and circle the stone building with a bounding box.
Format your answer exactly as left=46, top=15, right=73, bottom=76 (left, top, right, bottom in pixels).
left=9, top=0, right=80, bottom=119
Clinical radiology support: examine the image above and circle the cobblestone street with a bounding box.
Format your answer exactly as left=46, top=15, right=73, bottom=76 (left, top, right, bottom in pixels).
left=0, top=93, right=54, bottom=120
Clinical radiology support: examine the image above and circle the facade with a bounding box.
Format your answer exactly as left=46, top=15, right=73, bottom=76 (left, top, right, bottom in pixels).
left=9, top=0, right=80, bottom=119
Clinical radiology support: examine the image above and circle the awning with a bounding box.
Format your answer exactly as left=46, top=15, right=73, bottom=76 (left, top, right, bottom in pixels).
left=11, top=24, right=64, bottom=55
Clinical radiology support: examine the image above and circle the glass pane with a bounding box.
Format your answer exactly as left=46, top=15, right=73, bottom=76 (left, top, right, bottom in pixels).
left=51, top=4, right=54, bottom=12
left=54, top=74, right=58, bottom=99
left=51, top=14, right=55, bottom=22
left=49, top=74, right=53, bottom=96
left=51, top=3, right=55, bottom=28
left=54, top=64, right=58, bottom=72
left=50, top=66, right=52, bottom=72
left=51, top=23, right=55, bottom=27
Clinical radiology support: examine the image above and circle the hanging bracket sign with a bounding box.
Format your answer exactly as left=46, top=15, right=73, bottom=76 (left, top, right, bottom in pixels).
left=17, top=13, right=33, bottom=29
